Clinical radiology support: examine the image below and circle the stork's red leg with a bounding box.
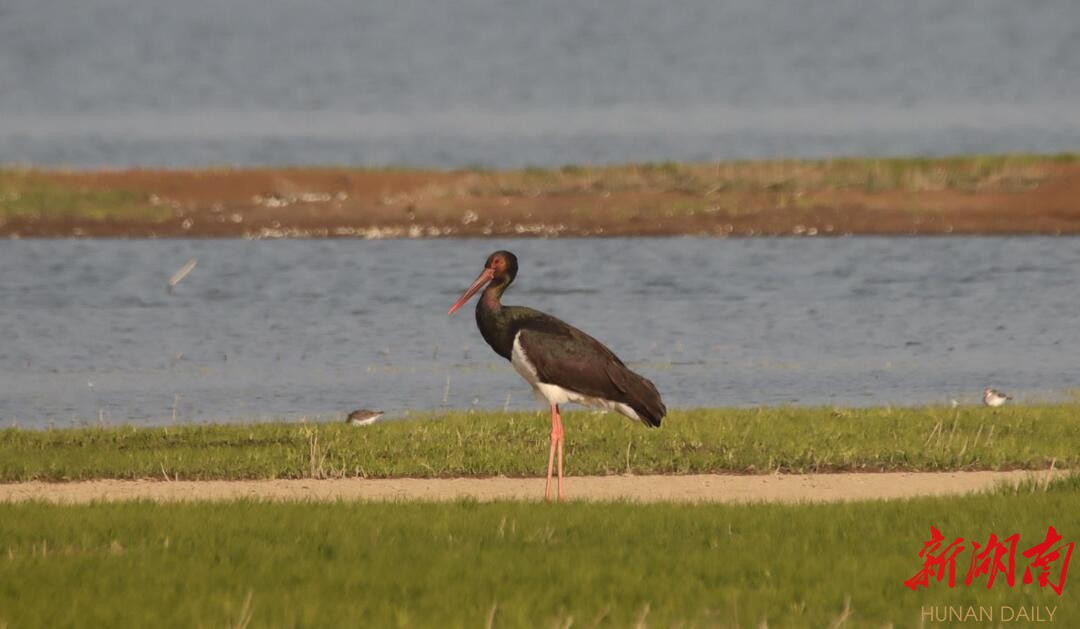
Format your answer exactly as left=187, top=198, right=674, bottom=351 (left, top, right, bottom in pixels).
left=554, top=404, right=565, bottom=501
left=545, top=403, right=566, bottom=502
left=545, top=403, right=559, bottom=501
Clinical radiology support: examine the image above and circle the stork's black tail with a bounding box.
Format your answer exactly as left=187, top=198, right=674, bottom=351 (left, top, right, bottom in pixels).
left=606, top=364, right=666, bottom=427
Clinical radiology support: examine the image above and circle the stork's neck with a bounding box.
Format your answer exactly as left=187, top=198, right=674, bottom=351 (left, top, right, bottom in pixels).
left=478, top=276, right=510, bottom=313
left=474, top=277, right=515, bottom=360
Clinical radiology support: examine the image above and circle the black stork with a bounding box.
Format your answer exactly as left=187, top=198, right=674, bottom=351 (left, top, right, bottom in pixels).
left=448, top=250, right=665, bottom=501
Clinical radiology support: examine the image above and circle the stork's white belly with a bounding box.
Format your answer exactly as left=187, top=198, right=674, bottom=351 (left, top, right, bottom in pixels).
left=510, top=332, right=642, bottom=422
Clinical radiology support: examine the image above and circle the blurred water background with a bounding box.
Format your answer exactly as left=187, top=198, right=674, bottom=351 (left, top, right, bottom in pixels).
left=1, top=0, right=1079, bottom=167
left=2, top=237, right=1078, bottom=427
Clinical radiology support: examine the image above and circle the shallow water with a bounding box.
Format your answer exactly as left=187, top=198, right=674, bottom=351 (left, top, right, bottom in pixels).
left=2, top=0, right=1080, bottom=167
left=1, top=237, right=1078, bottom=427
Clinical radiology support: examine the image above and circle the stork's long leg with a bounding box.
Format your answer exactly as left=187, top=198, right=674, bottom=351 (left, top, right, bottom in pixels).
left=545, top=403, right=565, bottom=502
left=545, top=406, right=556, bottom=501
left=555, top=404, right=565, bottom=501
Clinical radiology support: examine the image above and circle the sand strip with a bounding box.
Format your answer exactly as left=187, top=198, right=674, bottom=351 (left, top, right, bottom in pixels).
left=0, top=470, right=1064, bottom=504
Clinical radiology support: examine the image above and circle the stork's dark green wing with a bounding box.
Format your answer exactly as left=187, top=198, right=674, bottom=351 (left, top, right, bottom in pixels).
left=508, top=306, right=665, bottom=426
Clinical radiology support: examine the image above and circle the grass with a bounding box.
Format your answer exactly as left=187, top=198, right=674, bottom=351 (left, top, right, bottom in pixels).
left=0, top=170, right=168, bottom=222
left=1, top=476, right=1077, bottom=627
left=2, top=405, right=1076, bottom=481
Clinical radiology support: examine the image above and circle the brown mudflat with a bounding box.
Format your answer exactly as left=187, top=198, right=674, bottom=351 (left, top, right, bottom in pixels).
left=3, top=156, right=1080, bottom=238
left=0, top=471, right=1062, bottom=504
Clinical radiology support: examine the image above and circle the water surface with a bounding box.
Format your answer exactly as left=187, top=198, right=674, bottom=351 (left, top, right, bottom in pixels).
left=1, top=238, right=1077, bottom=427
left=2, top=0, right=1080, bottom=167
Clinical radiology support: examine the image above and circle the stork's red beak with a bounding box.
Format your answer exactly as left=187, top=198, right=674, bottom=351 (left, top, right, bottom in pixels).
left=448, top=267, right=495, bottom=315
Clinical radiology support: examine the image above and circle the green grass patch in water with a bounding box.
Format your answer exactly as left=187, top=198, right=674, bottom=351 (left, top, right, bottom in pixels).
left=0, top=171, right=168, bottom=222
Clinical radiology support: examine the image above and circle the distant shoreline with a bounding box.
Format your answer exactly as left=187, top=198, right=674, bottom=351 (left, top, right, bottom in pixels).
left=3, top=154, right=1079, bottom=238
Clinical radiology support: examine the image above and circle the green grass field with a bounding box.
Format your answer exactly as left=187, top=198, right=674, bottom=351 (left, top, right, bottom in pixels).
left=1, top=476, right=1077, bottom=628
left=2, top=405, right=1075, bottom=481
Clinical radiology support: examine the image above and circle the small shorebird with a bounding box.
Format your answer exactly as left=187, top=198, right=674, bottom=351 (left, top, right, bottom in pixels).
left=448, top=250, right=665, bottom=502
left=983, top=388, right=1012, bottom=407
left=346, top=409, right=384, bottom=426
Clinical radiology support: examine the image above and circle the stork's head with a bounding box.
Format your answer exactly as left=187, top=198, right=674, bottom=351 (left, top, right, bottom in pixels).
left=448, top=251, right=518, bottom=315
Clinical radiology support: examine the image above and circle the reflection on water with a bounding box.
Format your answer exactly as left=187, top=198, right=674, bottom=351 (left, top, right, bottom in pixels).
left=1, top=238, right=1078, bottom=427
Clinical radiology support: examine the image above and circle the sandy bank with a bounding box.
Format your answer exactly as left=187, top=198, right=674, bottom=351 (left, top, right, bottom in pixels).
left=4, top=157, right=1080, bottom=238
